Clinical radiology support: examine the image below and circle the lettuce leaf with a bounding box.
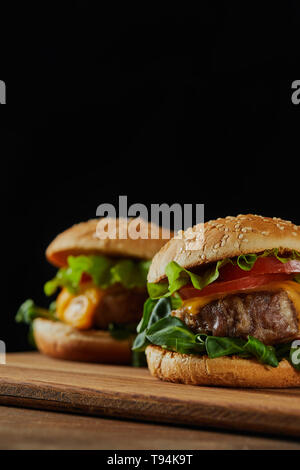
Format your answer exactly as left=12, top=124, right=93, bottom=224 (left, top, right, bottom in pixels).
left=148, top=249, right=300, bottom=299
left=44, top=255, right=151, bottom=296
left=148, top=259, right=228, bottom=299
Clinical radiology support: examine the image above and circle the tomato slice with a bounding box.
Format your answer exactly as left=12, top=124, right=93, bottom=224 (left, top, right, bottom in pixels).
left=219, top=257, right=300, bottom=282
left=80, top=273, right=92, bottom=284
left=179, top=273, right=292, bottom=300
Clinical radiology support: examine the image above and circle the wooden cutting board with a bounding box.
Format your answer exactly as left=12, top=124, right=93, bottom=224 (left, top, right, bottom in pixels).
left=1, top=352, right=300, bottom=437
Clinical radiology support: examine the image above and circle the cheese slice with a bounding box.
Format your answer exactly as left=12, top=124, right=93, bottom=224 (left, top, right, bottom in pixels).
left=56, top=285, right=104, bottom=330
left=182, top=281, right=300, bottom=321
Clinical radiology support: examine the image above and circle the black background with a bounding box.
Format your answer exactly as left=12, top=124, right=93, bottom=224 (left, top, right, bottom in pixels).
left=2, top=3, right=300, bottom=351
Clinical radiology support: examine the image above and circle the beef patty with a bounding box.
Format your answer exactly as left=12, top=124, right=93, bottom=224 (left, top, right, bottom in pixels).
left=94, top=284, right=147, bottom=329
left=172, top=290, right=299, bottom=345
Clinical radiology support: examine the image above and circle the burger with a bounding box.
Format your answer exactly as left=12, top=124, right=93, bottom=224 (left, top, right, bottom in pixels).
left=16, top=218, right=171, bottom=364
left=133, top=214, right=300, bottom=387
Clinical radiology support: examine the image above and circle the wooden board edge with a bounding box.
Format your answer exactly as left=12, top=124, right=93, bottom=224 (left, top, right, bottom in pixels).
left=0, top=379, right=300, bottom=437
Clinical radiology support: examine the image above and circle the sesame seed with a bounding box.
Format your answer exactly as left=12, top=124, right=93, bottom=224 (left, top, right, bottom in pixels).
left=201, top=254, right=205, bottom=259
left=214, top=243, right=220, bottom=249
left=262, top=231, right=269, bottom=236
left=234, top=224, right=241, bottom=229
left=238, top=234, right=244, bottom=239
left=292, top=232, right=297, bottom=236
left=224, top=227, right=229, bottom=232
left=221, top=240, right=226, bottom=247
left=216, top=224, right=224, bottom=229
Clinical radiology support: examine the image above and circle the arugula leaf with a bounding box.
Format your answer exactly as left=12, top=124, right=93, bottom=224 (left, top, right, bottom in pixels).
left=16, top=299, right=57, bottom=325
left=243, top=336, right=278, bottom=367
left=108, top=322, right=137, bottom=340
left=146, top=316, right=205, bottom=355
left=44, top=255, right=150, bottom=296
left=132, top=297, right=174, bottom=352
left=16, top=299, right=58, bottom=348
left=205, top=336, right=246, bottom=358
left=131, top=350, right=147, bottom=367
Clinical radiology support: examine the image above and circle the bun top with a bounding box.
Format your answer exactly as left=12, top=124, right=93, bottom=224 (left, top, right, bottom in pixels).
left=148, top=214, right=300, bottom=283
left=46, top=218, right=172, bottom=267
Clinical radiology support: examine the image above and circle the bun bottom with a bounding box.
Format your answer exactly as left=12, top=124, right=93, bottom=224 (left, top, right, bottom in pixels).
left=33, top=318, right=132, bottom=364
left=146, top=345, right=300, bottom=388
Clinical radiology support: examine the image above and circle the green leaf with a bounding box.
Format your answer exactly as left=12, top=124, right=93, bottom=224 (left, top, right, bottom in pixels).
left=132, top=297, right=174, bottom=351
left=294, top=274, right=300, bottom=284
left=147, top=281, right=169, bottom=299
left=44, top=255, right=150, bottom=296
left=205, top=336, right=246, bottom=358
left=131, top=351, right=147, bottom=367
left=146, top=316, right=205, bottom=355
left=236, top=254, right=258, bottom=271
left=108, top=322, right=137, bottom=340
left=136, top=298, right=158, bottom=334
left=243, top=335, right=278, bottom=367
left=16, top=299, right=57, bottom=325
left=170, top=292, right=183, bottom=310
left=148, top=259, right=228, bottom=300
left=132, top=329, right=149, bottom=352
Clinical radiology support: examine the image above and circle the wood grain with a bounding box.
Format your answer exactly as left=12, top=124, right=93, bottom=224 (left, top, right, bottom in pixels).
left=1, top=405, right=300, bottom=450
left=1, top=352, right=300, bottom=437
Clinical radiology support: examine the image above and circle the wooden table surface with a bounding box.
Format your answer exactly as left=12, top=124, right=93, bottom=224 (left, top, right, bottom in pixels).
left=1, top=405, right=300, bottom=450
left=2, top=352, right=300, bottom=439
left=1, top=352, right=300, bottom=449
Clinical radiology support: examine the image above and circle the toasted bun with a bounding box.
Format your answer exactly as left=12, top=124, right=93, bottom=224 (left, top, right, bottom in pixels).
left=148, top=214, right=300, bottom=283
left=33, top=318, right=132, bottom=364
left=146, top=345, right=300, bottom=388
left=46, top=218, right=172, bottom=267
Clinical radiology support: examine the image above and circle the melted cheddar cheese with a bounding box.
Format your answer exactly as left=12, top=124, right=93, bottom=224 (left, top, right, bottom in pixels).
left=56, top=285, right=104, bottom=330
left=182, top=281, right=300, bottom=324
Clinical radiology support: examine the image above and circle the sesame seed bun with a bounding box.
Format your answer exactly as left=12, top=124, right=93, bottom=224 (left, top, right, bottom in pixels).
left=146, top=345, right=300, bottom=388
left=148, top=214, right=300, bottom=283
left=33, top=318, right=133, bottom=364
left=46, top=218, right=173, bottom=268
